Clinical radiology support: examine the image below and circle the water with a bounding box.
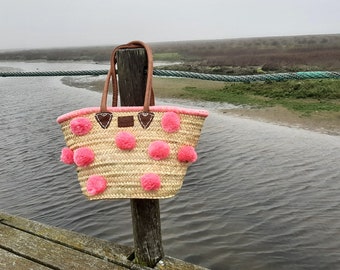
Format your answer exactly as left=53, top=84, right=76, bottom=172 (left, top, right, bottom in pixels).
left=1, top=62, right=340, bottom=270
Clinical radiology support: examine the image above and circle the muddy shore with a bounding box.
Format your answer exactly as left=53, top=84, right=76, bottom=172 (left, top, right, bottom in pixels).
left=62, top=76, right=340, bottom=136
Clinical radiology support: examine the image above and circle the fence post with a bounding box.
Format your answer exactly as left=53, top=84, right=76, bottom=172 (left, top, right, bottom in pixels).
left=116, top=48, right=164, bottom=267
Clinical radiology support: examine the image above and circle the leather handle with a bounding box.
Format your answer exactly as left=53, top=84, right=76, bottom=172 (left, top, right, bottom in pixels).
left=100, top=41, right=155, bottom=112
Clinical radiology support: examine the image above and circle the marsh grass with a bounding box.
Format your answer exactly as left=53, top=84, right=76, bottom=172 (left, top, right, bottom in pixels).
left=154, top=78, right=340, bottom=115
left=153, top=52, right=182, bottom=61
left=62, top=75, right=339, bottom=116
left=153, top=77, right=225, bottom=98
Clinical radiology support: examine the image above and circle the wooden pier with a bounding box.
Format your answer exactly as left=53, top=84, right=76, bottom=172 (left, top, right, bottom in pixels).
left=0, top=43, right=209, bottom=270
left=0, top=212, right=208, bottom=270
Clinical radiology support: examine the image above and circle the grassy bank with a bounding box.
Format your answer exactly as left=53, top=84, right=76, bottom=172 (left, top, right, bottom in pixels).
left=153, top=77, right=340, bottom=134
left=63, top=76, right=340, bottom=115
left=169, top=79, right=340, bottom=115
left=62, top=76, right=340, bottom=134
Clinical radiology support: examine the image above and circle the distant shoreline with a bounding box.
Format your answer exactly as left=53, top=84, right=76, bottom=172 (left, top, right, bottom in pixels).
left=61, top=76, right=340, bottom=136
left=1, top=34, right=340, bottom=74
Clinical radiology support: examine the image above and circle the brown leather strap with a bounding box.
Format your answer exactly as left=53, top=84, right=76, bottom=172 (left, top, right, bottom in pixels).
left=100, top=41, right=155, bottom=112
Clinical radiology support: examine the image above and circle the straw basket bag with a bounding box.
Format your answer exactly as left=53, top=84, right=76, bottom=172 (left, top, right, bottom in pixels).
left=57, top=41, right=208, bottom=200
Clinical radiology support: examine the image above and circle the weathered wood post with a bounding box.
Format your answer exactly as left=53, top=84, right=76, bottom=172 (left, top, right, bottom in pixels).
left=116, top=48, right=164, bottom=267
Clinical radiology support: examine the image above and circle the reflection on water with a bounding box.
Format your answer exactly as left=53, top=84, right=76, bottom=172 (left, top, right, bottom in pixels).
left=1, top=62, right=340, bottom=269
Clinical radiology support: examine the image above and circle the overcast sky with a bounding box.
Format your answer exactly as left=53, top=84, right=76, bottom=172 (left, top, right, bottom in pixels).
left=0, top=0, right=339, bottom=50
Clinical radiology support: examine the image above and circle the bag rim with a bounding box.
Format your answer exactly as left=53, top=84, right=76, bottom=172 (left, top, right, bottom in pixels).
left=57, top=105, right=208, bottom=124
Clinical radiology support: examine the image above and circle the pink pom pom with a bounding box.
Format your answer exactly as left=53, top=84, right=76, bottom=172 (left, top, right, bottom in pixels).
left=177, top=146, right=197, bottom=163
left=161, top=112, right=180, bottom=133
left=148, top=141, right=170, bottom=160
left=70, top=117, right=92, bottom=136
left=86, top=175, right=107, bottom=196
left=140, top=173, right=161, bottom=191
left=74, top=147, right=95, bottom=167
left=115, top=132, right=136, bottom=150
left=60, top=147, right=74, bottom=164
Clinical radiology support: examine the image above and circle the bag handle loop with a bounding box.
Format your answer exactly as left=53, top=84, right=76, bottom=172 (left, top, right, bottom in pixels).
left=100, top=41, right=154, bottom=112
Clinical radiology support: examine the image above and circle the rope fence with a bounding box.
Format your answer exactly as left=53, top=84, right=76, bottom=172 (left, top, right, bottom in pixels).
left=0, top=69, right=108, bottom=77
left=154, top=70, right=340, bottom=82
left=0, top=69, right=339, bottom=82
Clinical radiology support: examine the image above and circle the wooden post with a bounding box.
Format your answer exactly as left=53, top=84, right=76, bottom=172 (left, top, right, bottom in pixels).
left=116, top=48, right=164, bottom=267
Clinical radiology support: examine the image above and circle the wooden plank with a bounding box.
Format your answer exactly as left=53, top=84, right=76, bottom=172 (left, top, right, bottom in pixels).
left=0, top=248, right=51, bottom=270
left=116, top=47, right=164, bottom=267
left=0, top=212, right=133, bottom=267
left=0, top=212, right=208, bottom=270
left=155, top=256, right=209, bottom=270
left=0, top=223, right=128, bottom=270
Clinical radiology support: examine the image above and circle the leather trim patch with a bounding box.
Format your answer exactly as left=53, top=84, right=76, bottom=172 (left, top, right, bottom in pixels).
left=118, top=116, right=134, bottom=127
left=95, top=112, right=113, bottom=129
left=138, top=112, right=154, bottom=129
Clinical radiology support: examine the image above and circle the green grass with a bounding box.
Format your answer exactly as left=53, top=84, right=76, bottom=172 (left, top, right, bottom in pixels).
left=63, top=75, right=340, bottom=116
left=153, top=52, right=182, bottom=61
left=181, top=79, right=340, bottom=115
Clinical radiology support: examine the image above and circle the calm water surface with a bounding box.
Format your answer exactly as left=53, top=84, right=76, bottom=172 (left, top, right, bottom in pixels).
left=1, top=62, right=340, bottom=269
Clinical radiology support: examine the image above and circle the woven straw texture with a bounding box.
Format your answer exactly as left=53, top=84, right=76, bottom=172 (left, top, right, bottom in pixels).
left=59, top=107, right=206, bottom=199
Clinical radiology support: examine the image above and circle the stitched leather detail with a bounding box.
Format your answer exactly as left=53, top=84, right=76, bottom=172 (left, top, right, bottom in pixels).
left=95, top=112, right=113, bottom=129
left=138, top=112, right=154, bottom=129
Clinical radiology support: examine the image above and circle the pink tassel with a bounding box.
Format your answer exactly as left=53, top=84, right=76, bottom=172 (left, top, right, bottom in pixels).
left=70, top=117, right=92, bottom=136
left=115, top=131, right=136, bottom=150
left=86, top=175, right=107, bottom=195
left=148, top=141, right=170, bottom=160
left=60, top=147, right=74, bottom=164
left=177, top=146, right=197, bottom=163
left=161, top=112, right=181, bottom=133
left=73, top=147, right=95, bottom=167
left=140, top=173, right=161, bottom=191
